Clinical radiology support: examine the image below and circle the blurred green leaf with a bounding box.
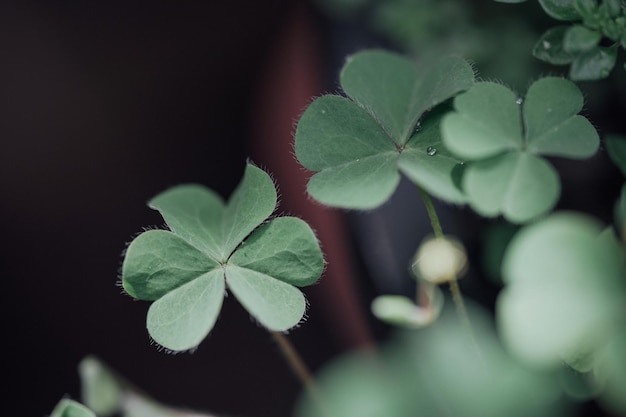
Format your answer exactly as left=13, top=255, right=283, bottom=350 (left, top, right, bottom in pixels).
left=50, top=399, right=96, bottom=417
left=122, top=164, right=323, bottom=351
left=604, top=0, right=623, bottom=16
left=595, top=328, right=626, bottom=416
left=574, top=0, right=598, bottom=17
left=295, top=49, right=474, bottom=208
left=534, top=26, right=576, bottom=64
left=297, top=304, right=565, bottom=417
left=462, top=152, right=560, bottom=223
left=563, top=25, right=601, bottom=52
left=371, top=284, right=443, bottom=328
left=79, top=356, right=121, bottom=416
left=569, top=46, right=618, bottom=80
left=498, top=212, right=625, bottom=368
left=539, top=0, right=583, bottom=20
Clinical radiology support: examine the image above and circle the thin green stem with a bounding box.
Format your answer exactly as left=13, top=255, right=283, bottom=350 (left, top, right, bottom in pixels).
left=271, top=331, right=328, bottom=416
left=418, top=187, right=444, bottom=239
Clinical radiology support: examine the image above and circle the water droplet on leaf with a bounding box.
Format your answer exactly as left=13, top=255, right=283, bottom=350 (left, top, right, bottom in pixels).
left=543, top=40, right=551, bottom=49
left=427, top=146, right=437, bottom=156
left=516, top=98, right=523, bottom=105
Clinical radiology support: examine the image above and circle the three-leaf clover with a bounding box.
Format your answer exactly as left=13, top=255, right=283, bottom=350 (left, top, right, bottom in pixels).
left=441, top=77, right=599, bottom=223
left=121, top=163, right=324, bottom=352
left=294, top=49, right=475, bottom=209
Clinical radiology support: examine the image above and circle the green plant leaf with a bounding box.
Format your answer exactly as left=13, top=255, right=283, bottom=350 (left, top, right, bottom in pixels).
left=146, top=269, right=225, bottom=351
left=441, top=78, right=599, bottom=222
left=229, top=217, right=324, bottom=286
left=396, top=107, right=466, bottom=203
left=340, top=50, right=475, bottom=147
left=523, top=77, right=598, bottom=158
left=148, top=184, right=225, bottom=261
left=295, top=95, right=400, bottom=209
left=533, top=26, right=576, bottom=64
left=569, top=46, right=618, bottom=80
left=79, top=356, right=122, bottom=416
left=563, top=25, right=602, bottom=52
left=498, top=212, right=625, bottom=368
left=122, top=230, right=219, bottom=300
left=605, top=134, right=626, bottom=177
left=371, top=286, right=443, bottom=329
left=295, top=49, right=474, bottom=209
left=595, top=329, right=626, bottom=416
left=463, top=152, right=560, bottom=223
left=297, top=304, right=564, bottom=417
left=122, top=163, right=324, bottom=351
left=574, top=0, right=598, bottom=17
left=224, top=265, right=306, bottom=331
left=442, top=82, right=522, bottom=159
left=538, top=0, right=583, bottom=20
left=149, top=164, right=277, bottom=261
left=50, top=399, right=96, bottom=417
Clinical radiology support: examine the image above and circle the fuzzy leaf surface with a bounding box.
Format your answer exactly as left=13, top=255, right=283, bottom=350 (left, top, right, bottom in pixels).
left=225, top=265, right=306, bottom=331
left=230, top=217, right=324, bottom=286
left=146, top=269, right=225, bottom=351
left=121, top=164, right=323, bottom=351
left=295, top=50, right=474, bottom=208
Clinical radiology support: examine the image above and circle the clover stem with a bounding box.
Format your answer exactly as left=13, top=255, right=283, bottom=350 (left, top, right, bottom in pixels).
left=417, top=187, right=477, bottom=348
left=271, top=331, right=328, bottom=415
left=418, top=187, right=444, bottom=239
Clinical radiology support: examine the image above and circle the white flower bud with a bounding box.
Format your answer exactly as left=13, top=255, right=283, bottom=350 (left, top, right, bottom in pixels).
left=412, top=236, right=468, bottom=284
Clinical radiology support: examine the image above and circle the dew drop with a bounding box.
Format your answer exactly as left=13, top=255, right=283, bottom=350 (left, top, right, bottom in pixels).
left=321, top=110, right=326, bottom=114
left=516, top=97, right=523, bottom=105
left=427, top=146, right=437, bottom=156
left=542, top=40, right=551, bottom=49
left=414, top=121, right=422, bottom=134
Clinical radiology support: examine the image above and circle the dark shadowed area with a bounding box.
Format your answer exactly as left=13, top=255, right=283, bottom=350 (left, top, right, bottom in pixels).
left=0, top=2, right=351, bottom=417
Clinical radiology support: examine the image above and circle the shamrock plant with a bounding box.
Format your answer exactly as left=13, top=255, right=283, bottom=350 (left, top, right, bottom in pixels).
left=441, top=77, right=599, bottom=223
left=295, top=49, right=475, bottom=209
left=498, top=0, right=626, bottom=80
left=121, top=163, right=324, bottom=352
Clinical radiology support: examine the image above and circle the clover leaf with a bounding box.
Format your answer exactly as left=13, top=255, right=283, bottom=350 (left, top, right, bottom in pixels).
left=121, top=163, right=324, bottom=352
left=441, top=77, right=599, bottom=223
left=497, top=212, right=625, bottom=369
left=294, top=49, right=475, bottom=209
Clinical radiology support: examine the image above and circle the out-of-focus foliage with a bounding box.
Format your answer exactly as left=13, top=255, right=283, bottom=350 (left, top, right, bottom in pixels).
left=296, top=303, right=567, bottom=417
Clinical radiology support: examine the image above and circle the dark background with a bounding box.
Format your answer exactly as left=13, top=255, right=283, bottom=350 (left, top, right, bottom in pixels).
left=1, top=1, right=624, bottom=417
